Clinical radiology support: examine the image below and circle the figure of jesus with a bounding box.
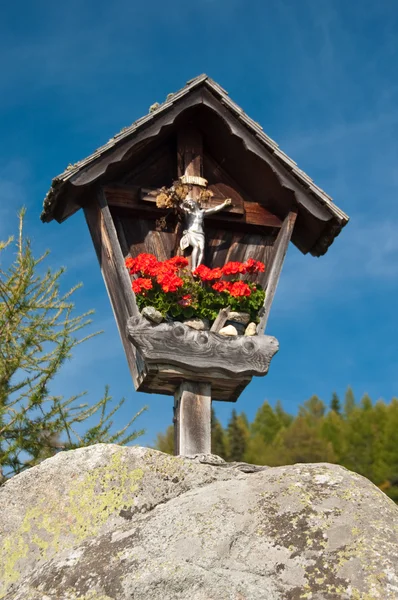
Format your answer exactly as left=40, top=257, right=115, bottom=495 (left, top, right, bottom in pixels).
left=179, top=194, right=232, bottom=270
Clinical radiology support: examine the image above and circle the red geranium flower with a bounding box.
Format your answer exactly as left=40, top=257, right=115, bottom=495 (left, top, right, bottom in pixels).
left=208, top=267, right=223, bottom=280
left=244, top=258, right=265, bottom=273
left=212, top=281, right=233, bottom=293
left=125, top=257, right=135, bottom=270
left=157, top=272, right=184, bottom=292
left=132, top=277, right=153, bottom=294
left=126, top=253, right=159, bottom=276
left=166, top=256, right=189, bottom=270
left=222, top=261, right=247, bottom=276
left=193, top=264, right=212, bottom=280
left=178, top=294, right=192, bottom=307
left=228, top=281, right=252, bottom=297
left=193, top=265, right=223, bottom=281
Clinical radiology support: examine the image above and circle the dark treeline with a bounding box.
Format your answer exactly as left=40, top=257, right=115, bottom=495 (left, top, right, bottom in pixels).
left=155, top=387, right=398, bottom=503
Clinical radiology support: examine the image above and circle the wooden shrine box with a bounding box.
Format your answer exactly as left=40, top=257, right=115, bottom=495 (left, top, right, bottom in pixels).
left=41, top=75, right=349, bottom=410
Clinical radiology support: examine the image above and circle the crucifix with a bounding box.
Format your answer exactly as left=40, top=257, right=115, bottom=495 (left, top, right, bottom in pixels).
left=179, top=191, right=231, bottom=270
left=177, top=129, right=231, bottom=270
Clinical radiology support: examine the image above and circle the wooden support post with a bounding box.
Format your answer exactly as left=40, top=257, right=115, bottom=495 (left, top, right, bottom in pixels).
left=174, top=127, right=212, bottom=455
left=174, top=382, right=211, bottom=456
left=177, top=127, right=203, bottom=180
left=257, top=210, right=297, bottom=334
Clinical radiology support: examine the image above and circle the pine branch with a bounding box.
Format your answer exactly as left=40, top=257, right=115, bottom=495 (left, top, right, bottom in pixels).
left=0, top=211, right=146, bottom=481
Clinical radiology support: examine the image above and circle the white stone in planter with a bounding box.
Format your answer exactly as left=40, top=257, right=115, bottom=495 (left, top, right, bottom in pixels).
left=226, top=320, right=246, bottom=335
left=228, top=311, right=250, bottom=325
left=183, top=318, right=210, bottom=331
left=219, top=324, right=238, bottom=336
left=245, top=322, right=257, bottom=336
left=141, top=306, right=163, bottom=324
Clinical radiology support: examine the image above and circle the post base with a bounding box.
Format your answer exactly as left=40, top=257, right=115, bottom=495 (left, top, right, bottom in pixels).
left=174, top=382, right=211, bottom=456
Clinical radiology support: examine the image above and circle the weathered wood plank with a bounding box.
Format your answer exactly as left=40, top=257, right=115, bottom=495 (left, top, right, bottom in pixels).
left=127, top=316, right=279, bottom=377
left=136, top=362, right=251, bottom=402
left=177, top=127, right=203, bottom=179
left=115, top=213, right=176, bottom=260
left=206, top=229, right=276, bottom=288
left=140, top=186, right=244, bottom=216
left=174, top=382, right=211, bottom=455
left=84, top=192, right=144, bottom=386
left=97, top=189, right=139, bottom=318
left=122, top=143, right=176, bottom=188
left=105, top=185, right=279, bottom=226
left=203, top=152, right=246, bottom=214
left=210, top=306, right=231, bottom=333
left=257, top=210, right=298, bottom=333
left=243, top=201, right=281, bottom=228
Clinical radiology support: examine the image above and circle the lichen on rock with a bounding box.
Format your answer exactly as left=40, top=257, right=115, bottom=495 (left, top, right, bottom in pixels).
left=1, top=446, right=397, bottom=599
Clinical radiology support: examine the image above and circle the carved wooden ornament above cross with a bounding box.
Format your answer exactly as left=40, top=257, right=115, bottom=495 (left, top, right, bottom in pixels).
left=41, top=75, right=349, bottom=455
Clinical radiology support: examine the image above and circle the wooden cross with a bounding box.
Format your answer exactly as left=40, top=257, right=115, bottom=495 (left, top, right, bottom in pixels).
left=174, top=126, right=213, bottom=455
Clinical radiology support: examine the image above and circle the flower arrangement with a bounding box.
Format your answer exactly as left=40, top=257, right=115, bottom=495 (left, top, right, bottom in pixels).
left=125, top=253, right=266, bottom=323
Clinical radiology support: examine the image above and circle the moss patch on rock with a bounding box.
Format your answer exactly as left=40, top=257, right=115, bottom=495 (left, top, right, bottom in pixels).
left=0, top=449, right=143, bottom=598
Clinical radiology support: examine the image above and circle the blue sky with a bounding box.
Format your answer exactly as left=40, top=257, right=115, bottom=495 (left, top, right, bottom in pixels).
left=1, top=0, right=398, bottom=446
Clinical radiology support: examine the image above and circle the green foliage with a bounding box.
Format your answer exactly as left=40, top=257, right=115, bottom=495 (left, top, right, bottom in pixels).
left=330, top=392, right=341, bottom=414
left=298, top=395, right=326, bottom=424
left=321, top=409, right=345, bottom=462
left=251, top=401, right=282, bottom=444
left=273, top=417, right=336, bottom=465
left=0, top=211, right=146, bottom=482
left=135, top=279, right=265, bottom=323
left=211, top=408, right=227, bottom=459
left=275, top=399, right=293, bottom=428
left=155, top=391, right=398, bottom=504
left=226, top=410, right=249, bottom=462
left=344, top=386, right=356, bottom=417
left=154, top=425, right=174, bottom=455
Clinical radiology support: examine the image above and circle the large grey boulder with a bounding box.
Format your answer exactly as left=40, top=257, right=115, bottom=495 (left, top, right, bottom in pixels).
left=1, top=444, right=397, bottom=599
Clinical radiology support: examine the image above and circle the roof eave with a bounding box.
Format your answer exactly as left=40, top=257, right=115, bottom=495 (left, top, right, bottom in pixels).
left=40, top=74, right=349, bottom=256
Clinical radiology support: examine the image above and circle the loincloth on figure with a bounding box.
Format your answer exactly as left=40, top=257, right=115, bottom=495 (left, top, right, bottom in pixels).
left=180, top=230, right=205, bottom=251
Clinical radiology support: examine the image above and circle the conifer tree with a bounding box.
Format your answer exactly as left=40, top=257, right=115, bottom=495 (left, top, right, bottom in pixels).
left=341, top=395, right=388, bottom=483
left=321, top=409, right=345, bottom=462
left=383, top=398, right=398, bottom=502
left=211, top=407, right=227, bottom=458
left=251, top=401, right=282, bottom=444
left=154, top=425, right=174, bottom=455
left=0, top=211, right=145, bottom=481
left=275, top=400, right=293, bottom=428
left=330, top=392, right=341, bottom=414
left=274, top=417, right=336, bottom=465
left=227, top=410, right=248, bottom=461
left=361, top=393, right=372, bottom=411
left=299, top=395, right=325, bottom=421
left=344, top=387, right=355, bottom=417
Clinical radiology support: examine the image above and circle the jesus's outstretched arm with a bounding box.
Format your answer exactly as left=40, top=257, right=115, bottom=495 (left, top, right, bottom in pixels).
left=203, top=198, right=232, bottom=216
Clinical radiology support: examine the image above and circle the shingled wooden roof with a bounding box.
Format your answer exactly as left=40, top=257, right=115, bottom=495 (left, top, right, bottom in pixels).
left=41, top=74, right=349, bottom=256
